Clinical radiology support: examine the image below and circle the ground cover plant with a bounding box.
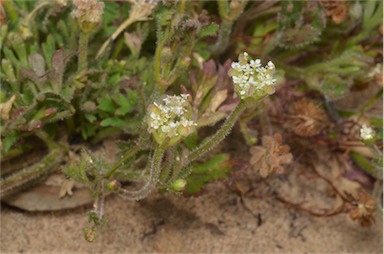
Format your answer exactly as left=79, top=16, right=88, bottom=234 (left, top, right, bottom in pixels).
left=0, top=0, right=382, bottom=243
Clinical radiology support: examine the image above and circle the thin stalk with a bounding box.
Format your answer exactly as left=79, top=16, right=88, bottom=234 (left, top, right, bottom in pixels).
left=78, top=31, right=89, bottom=70
left=210, top=19, right=233, bottom=56
left=3, top=1, right=18, bottom=22
left=0, top=148, right=64, bottom=198
left=104, top=145, right=141, bottom=179
left=26, top=0, right=50, bottom=21
left=188, top=99, right=248, bottom=163
left=118, top=147, right=164, bottom=200
left=275, top=61, right=304, bottom=80
left=177, top=0, right=186, bottom=14
left=154, top=28, right=170, bottom=89
left=35, top=130, right=58, bottom=150
left=93, top=179, right=105, bottom=224
left=358, top=88, right=383, bottom=116
left=96, top=15, right=136, bottom=59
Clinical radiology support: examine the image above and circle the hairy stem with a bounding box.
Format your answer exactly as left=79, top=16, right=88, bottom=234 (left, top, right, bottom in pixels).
left=78, top=31, right=89, bottom=70
left=188, top=99, right=248, bottom=164
left=3, top=1, right=18, bottom=22
left=0, top=148, right=64, bottom=198
left=96, top=15, right=136, bottom=59
left=118, top=147, right=164, bottom=200
left=209, top=19, right=233, bottom=56
left=104, top=145, right=141, bottom=179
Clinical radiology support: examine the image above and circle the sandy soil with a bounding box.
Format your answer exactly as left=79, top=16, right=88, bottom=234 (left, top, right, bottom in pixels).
left=1, top=130, right=383, bottom=253
left=1, top=177, right=383, bottom=253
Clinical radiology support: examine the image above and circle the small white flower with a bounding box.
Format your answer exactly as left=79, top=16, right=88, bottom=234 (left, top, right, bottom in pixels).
left=229, top=52, right=277, bottom=99
left=147, top=94, right=196, bottom=146
left=360, top=125, right=375, bottom=141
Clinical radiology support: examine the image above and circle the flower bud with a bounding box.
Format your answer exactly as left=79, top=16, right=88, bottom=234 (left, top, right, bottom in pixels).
left=147, top=94, right=196, bottom=147
left=84, top=226, right=97, bottom=242
left=105, top=180, right=120, bottom=192
left=360, top=125, right=376, bottom=144
left=160, top=47, right=173, bottom=64
left=229, top=52, right=277, bottom=100
left=171, top=179, right=187, bottom=192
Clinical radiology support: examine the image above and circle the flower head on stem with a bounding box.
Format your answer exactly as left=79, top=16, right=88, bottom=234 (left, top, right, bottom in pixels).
left=228, top=52, right=277, bottom=100
left=71, top=0, right=104, bottom=33
left=147, top=94, right=196, bottom=147
left=360, top=124, right=375, bottom=143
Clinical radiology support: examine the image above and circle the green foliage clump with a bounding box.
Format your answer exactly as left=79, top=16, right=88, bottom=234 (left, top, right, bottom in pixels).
left=0, top=0, right=382, bottom=239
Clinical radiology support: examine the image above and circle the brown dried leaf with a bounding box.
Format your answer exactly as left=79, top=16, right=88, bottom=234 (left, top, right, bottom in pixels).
left=59, top=180, right=76, bottom=198
left=0, top=95, right=16, bottom=120
left=203, top=89, right=228, bottom=116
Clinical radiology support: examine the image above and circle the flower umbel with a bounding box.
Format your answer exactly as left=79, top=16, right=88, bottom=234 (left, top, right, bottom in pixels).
left=228, top=52, right=277, bottom=100
left=72, top=0, right=105, bottom=33
left=360, top=125, right=375, bottom=142
left=147, top=94, right=196, bottom=147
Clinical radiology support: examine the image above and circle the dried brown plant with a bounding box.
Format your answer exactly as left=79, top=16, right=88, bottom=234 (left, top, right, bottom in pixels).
left=345, top=191, right=376, bottom=227
left=320, top=0, right=349, bottom=24
left=249, top=133, right=293, bottom=177
left=285, top=98, right=328, bottom=137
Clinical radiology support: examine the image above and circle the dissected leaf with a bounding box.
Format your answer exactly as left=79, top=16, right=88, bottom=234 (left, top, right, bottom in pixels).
left=185, top=153, right=233, bottom=194
left=199, top=22, right=219, bottom=38
left=98, top=96, right=115, bottom=113
left=1, top=130, right=19, bottom=153
left=100, top=117, right=126, bottom=128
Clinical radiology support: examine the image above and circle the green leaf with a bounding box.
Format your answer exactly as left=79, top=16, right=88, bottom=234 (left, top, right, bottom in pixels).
left=3, top=47, right=20, bottom=68
left=185, top=153, right=232, bottom=194
left=115, top=94, right=132, bottom=115
left=100, top=117, right=126, bottom=128
left=115, top=90, right=138, bottom=115
left=42, top=35, right=55, bottom=69
left=2, top=131, right=19, bottom=153
left=98, top=96, right=115, bottom=113
left=199, top=22, right=219, bottom=38
left=319, top=74, right=350, bottom=99
left=13, top=40, right=28, bottom=66
left=183, top=131, right=198, bottom=150
left=1, top=59, right=17, bottom=85
left=349, top=151, right=382, bottom=179
left=85, top=113, right=97, bottom=123
left=80, top=124, right=96, bottom=140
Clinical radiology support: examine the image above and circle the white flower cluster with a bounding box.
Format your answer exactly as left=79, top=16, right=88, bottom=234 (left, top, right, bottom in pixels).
left=229, top=52, right=277, bottom=99
left=360, top=125, right=375, bottom=141
left=72, top=0, right=105, bottom=24
left=148, top=94, right=196, bottom=143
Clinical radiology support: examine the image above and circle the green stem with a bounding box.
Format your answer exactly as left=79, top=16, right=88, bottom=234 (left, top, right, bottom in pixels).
left=210, top=19, right=233, bottom=56
left=275, top=61, right=304, bottom=80
left=358, top=88, right=383, bottom=115
left=369, top=144, right=383, bottom=169
left=188, top=99, right=248, bottom=163
left=154, top=29, right=170, bottom=89
left=118, top=147, right=164, bottom=200
left=0, top=148, right=64, bottom=198
left=78, top=31, right=89, bottom=71
left=104, top=145, right=141, bottom=179
left=35, top=130, right=58, bottom=150
left=96, top=15, right=136, bottom=59
left=111, top=37, right=125, bottom=60
left=3, top=1, right=18, bottom=22
left=177, top=0, right=186, bottom=14
left=26, top=0, right=50, bottom=21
